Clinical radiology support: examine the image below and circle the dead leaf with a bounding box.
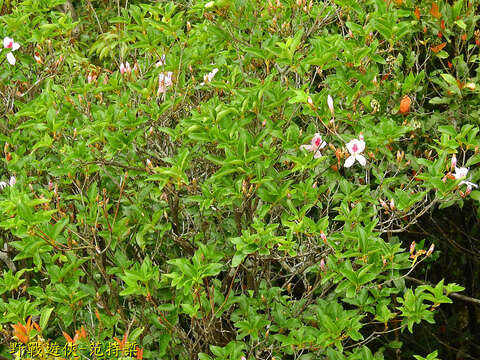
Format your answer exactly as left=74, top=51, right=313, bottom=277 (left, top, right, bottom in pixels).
left=430, top=2, right=441, bottom=18
left=431, top=42, right=446, bottom=53
left=414, top=7, right=421, bottom=20
left=399, top=95, right=412, bottom=115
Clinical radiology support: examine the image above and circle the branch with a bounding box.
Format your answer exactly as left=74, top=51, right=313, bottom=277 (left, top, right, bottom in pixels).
left=405, top=276, right=480, bottom=305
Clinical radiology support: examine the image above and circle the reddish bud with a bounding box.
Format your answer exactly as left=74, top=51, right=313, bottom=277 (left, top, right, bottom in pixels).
left=320, top=231, right=327, bottom=244
left=427, top=244, right=435, bottom=256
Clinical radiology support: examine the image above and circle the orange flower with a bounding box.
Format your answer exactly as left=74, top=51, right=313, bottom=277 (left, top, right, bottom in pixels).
left=399, top=95, right=411, bottom=115
left=136, top=347, right=143, bottom=359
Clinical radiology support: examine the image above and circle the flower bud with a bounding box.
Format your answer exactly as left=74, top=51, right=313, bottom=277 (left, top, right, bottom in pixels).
left=389, top=199, right=395, bottom=211
left=427, top=244, right=435, bottom=256
left=451, top=154, right=457, bottom=170
left=34, top=52, right=43, bottom=64
left=379, top=199, right=389, bottom=211
left=320, top=231, right=327, bottom=244
left=466, top=185, right=473, bottom=196
left=242, top=179, right=247, bottom=194
left=396, top=150, right=404, bottom=162
left=320, top=258, right=326, bottom=271
left=307, top=96, right=314, bottom=108
left=410, top=241, right=416, bottom=255
left=327, top=94, right=334, bottom=115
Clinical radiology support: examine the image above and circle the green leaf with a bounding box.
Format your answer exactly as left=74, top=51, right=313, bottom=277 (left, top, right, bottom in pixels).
left=39, top=307, right=54, bottom=332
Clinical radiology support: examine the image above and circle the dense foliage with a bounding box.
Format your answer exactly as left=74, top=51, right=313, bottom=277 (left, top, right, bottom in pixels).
left=1, top=0, right=479, bottom=359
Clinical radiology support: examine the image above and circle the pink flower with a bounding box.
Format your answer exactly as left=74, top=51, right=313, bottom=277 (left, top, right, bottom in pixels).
left=344, top=138, right=366, bottom=168
left=157, top=71, right=173, bottom=95
left=120, top=62, right=131, bottom=75
left=320, top=231, right=327, bottom=244
left=200, top=68, right=218, bottom=85
left=451, top=154, right=457, bottom=170
left=155, top=54, right=166, bottom=67
left=300, top=133, right=326, bottom=158
left=3, top=36, right=20, bottom=65
left=454, top=167, right=478, bottom=189
left=454, top=166, right=468, bottom=180
left=327, top=94, right=334, bottom=115
left=379, top=199, right=389, bottom=211
left=0, top=176, right=15, bottom=190
left=320, top=258, right=326, bottom=271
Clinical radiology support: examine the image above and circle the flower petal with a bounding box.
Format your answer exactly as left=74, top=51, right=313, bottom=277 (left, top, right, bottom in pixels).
left=311, top=133, right=323, bottom=149
left=356, top=154, right=366, bottom=166
left=6, top=52, right=16, bottom=65
left=454, top=167, right=468, bottom=179
left=208, top=68, right=219, bottom=81
left=327, top=94, right=334, bottom=114
left=12, top=42, right=20, bottom=51
left=460, top=180, right=478, bottom=188
left=300, top=144, right=312, bottom=151
left=356, top=140, right=365, bottom=153
left=3, top=37, right=12, bottom=48
left=346, top=140, right=355, bottom=155
left=344, top=155, right=356, bottom=168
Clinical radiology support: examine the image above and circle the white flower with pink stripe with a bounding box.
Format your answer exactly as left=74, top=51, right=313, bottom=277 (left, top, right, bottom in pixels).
left=344, top=137, right=366, bottom=168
